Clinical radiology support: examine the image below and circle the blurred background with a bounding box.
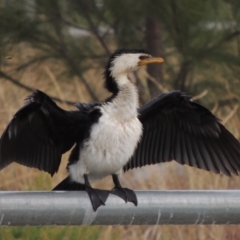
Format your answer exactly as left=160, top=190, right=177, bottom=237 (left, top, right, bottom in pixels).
left=1, top=0, right=240, bottom=239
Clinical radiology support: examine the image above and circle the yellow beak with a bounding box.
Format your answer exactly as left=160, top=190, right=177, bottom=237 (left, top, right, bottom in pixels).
left=138, top=57, right=164, bottom=66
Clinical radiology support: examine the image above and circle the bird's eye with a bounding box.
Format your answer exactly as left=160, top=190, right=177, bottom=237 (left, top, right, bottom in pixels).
left=139, top=55, right=149, bottom=60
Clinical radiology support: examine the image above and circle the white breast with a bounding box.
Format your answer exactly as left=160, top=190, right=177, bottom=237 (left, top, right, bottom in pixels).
left=69, top=111, right=142, bottom=183
left=69, top=80, right=142, bottom=184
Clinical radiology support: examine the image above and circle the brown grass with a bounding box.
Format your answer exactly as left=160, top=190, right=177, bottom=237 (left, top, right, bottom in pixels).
left=1, top=54, right=240, bottom=240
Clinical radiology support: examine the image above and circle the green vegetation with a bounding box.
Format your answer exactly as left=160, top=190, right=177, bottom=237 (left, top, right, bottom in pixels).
left=0, top=226, right=106, bottom=240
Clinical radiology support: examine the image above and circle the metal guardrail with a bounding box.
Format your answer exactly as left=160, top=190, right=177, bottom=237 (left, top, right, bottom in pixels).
left=0, top=190, right=239, bottom=226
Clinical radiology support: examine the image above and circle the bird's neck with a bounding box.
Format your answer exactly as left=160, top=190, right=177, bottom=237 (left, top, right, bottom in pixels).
left=104, top=75, right=139, bottom=121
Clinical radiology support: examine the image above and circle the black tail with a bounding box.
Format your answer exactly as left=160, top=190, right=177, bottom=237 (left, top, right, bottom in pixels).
left=53, top=177, right=85, bottom=191
left=54, top=176, right=111, bottom=211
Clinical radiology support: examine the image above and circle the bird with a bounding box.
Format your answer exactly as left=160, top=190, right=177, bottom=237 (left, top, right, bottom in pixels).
left=1, top=49, right=240, bottom=211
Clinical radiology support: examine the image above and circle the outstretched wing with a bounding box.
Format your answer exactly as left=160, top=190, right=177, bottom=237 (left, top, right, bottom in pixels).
left=124, top=91, right=240, bottom=176
left=0, top=90, right=89, bottom=176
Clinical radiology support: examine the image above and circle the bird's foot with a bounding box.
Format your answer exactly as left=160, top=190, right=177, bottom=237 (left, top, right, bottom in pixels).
left=85, top=186, right=110, bottom=211
left=111, top=187, right=138, bottom=206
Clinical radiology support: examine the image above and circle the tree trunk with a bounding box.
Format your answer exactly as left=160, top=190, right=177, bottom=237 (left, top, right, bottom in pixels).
left=174, top=60, right=192, bottom=92
left=145, top=17, right=164, bottom=97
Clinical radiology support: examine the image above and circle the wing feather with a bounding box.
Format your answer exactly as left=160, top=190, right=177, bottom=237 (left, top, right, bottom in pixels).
left=0, top=90, right=90, bottom=175
left=124, top=91, right=240, bottom=176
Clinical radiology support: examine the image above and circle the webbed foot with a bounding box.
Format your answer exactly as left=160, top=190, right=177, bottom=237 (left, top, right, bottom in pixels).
left=111, top=186, right=137, bottom=205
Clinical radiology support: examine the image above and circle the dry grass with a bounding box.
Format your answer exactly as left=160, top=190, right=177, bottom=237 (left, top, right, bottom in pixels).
left=1, top=55, right=240, bottom=240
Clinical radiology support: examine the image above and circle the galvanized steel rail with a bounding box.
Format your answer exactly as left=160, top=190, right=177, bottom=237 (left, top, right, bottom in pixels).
left=0, top=190, right=239, bottom=226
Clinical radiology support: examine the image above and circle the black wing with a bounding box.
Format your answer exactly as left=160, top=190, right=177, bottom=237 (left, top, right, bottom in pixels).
left=124, top=91, right=240, bottom=176
left=0, top=90, right=90, bottom=176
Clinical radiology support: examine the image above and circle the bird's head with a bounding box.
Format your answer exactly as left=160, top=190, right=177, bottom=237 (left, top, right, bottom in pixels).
left=104, top=49, right=164, bottom=94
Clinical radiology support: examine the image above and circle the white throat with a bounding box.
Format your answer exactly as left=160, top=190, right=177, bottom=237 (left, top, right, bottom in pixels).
left=103, top=75, right=139, bottom=121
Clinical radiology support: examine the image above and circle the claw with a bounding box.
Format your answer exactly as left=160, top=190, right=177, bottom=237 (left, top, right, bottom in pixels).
left=85, top=186, right=110, bottom=211
left=111, top=174, right=138, bottom=206
left=84, top=174, right=109, bottom=211
left=111, top=187, right=138, bottom=205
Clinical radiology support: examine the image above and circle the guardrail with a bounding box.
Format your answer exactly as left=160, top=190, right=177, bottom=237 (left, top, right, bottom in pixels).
left=0, top=190, right=239, bottom=226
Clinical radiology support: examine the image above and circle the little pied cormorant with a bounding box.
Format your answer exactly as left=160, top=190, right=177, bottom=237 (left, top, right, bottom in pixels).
left=1, top=49, right=240, bottom=211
